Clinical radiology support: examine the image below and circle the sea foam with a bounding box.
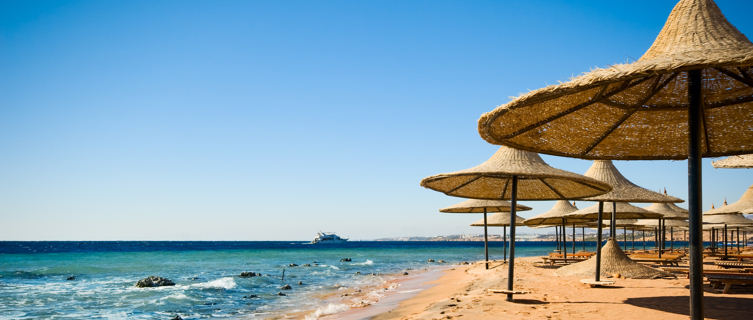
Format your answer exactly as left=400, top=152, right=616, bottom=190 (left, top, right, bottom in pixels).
left=191, top=277, right=236, bottom=290
left=304, top=303, right=350, bottom=320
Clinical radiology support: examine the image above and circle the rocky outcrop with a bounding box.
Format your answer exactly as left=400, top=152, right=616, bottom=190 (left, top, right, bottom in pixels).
left=280, top=284, right=292, bottom=290
left=135, top=276, right=175, bottom=288
left=239, top=272, right=260, bottom=278
left=340, top=258, right=352, bottom=262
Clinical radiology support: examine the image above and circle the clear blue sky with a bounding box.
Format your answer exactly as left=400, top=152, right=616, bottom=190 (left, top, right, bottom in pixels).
left=2, top=0, right=752, bottom=240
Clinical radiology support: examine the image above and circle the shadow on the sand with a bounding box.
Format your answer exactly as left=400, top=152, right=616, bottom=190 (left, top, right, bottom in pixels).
left=624, top=296, right=753, bottom=319
left=510, top=299, right=549, bottom=305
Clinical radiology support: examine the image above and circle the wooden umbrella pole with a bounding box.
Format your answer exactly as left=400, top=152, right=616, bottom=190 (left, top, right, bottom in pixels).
left=572, top=224, right=576, bottom=254
left=582, top=226, right=585, bottom=252
left=506, top=176, right=518, bottom=301
left=562, top=218, right=567, bottom=261
left=483, top=208, right=489, bottom=270
left=503, top=226, right=507, bottom=261
left=671, top=226, right=674, bottom=251
left=632, top=228, right=635, bottom=251
left=595, top=201, right=604, bottom=282
left=611, top=201, right=617, bottom=240
left=623, top=226, right=627, bottom=247
left=724, top=224, right=728, bottom=258
left=658, top=219, right=663, bottom=259
left=737, top=227, right=740, bottom=253
left=555, top=225, right=560, bottom=251
left=642, top=230, right=646, bottom=251
left=687, top=68, right=703, bottom=320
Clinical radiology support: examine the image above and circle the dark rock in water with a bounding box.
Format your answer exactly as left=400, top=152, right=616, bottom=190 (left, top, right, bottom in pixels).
left=171, top=316, right=183, bottom=320
left=438, top=260, right=446, bottom=263
left=277, top=292, right=287, bottom=296
left=427, top=259, right=435, bottom=263
left=280, top=284, right=292, bottom=290
left=355, top=272, right=361, bottom=275
left=403, top=272, right=409, bottom=275
left=302, top=264, right=311, bottom=267
left=289, top=263, right=298, bottom=267
left=340, top=258, right=352, bottom=262
left=297, top=281, right=303, bottom=285
left=243, top=294, right=258, bottom=299
left=66, top=276, right=76, bottom=281
left=239, top=272, right=259, bottom=278
left=135, top=276, right=175, bottom=288
left=188, top=276, right=200, bottom=280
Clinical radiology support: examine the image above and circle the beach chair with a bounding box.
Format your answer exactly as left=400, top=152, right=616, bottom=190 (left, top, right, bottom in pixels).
left=705, top=273, right=753, bottom=293
left=714, top=261, right=753, bottom=269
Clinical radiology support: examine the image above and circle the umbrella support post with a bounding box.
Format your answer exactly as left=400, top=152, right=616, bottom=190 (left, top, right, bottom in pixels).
left=671, top=227, right=674, bottom=252
left=582, top=226, right=585, bottom=252
left=555, top=226, right=560, bottom=252
left=506, top=176, right=518, bottom=302
left=631, top=228, right=635, bottom=251
left=572, top=224, right=576, bottom=254
left=623, top=226, right=627, bottom=249
left=611, top=201, right=617, bottom=241
left=737, top=227, right=740, bottom=254
left=503, top=226, right=507, bottom=261
left=724, top=224, right=728, bottom=259
left=483, top=209, right=489, bottom=269
left=658, top=219, right=663, bottom=259
left=595, top=201, right=604, bottom=282
left=562, top=219, right=567, bottom=262
left=687, top=68, right=703, bottom=320
left=642, top=230, right=646, bottom=251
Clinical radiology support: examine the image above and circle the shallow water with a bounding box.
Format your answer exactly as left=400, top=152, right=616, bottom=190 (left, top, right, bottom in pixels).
left=0, top=240, right=617, bottom=319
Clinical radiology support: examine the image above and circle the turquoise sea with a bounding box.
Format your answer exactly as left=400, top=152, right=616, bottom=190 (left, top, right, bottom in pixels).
left=0, top=241, right=611, bottom=319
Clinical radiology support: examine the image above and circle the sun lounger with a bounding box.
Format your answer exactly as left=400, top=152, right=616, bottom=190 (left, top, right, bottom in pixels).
left=714, top=261, right=753, bottom=269
left=705, top=273, right=753, bottom=293
left=630, top=257, right=681, bottom=266
left=541, top=256, right=589, bottom=266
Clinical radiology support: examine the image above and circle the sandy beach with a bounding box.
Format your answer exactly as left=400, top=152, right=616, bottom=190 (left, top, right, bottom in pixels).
left=369, top=257, right=753, bottom=320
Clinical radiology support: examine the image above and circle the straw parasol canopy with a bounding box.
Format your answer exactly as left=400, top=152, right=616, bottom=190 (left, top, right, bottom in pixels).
left=566, top=202, right=662, bottom=220
left=470, top=212, right=525, bottom=227
left=703, top=184, right=753, bottom=215
left=595, top=219, right=639, bottom=228
left=440, top=199, right=531, bottom=213
left=644, top=202, right=689, bottom=220
left=555, top=239, right=670, bottom=279
left=420, top=146, right=612, bottom=200
left=712, top=154, right=753, bottom=168
left=524, top=200, right=586, bottom=226
left=702, top=213, right=753, bottom=226
left=634, top=219, right=689, bottom=229
left=477, top=0, right=753, bottom=160
left=583, top=161, right=682, bottom=203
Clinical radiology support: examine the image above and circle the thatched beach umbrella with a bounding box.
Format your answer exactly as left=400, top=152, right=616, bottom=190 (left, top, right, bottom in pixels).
left=470, top=211, right=526, bottom=258
left=645, top=200, right=689, bottom=255
left=712, top=154, right=753, bottom=168
left=565, top=160, right=677, bottom=282
left=524, top=200, right=586, bottom=260
left=635, top=219, right=690, bottom=251
left=703, top=212, right=753, bottom=257
left=564, top=202, right=663, bottom=279
left=421, top=146, right=611, bottom=301
left=704, top=184, right=753, bottom=216
left=476, top=1, right=753, bottom=316
left=440, top=199, right=531, bottom=269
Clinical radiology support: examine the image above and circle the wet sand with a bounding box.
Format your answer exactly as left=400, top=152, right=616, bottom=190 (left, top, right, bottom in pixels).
left=368, top=257, right=753, bottom=320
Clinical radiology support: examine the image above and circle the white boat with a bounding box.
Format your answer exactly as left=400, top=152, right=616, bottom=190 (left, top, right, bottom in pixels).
left=311, top=232, right=348, bottom=244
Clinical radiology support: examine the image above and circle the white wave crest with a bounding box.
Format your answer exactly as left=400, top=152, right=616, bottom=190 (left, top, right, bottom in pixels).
left=191, top=277, right=236, bottom=290
left=353, top=259, right=373, bottom=266
left=304, top=303, right=350, bottom=320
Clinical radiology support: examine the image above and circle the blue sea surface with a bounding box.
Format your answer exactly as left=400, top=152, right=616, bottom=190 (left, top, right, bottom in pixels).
left=0, top=240, right=636, bottom=319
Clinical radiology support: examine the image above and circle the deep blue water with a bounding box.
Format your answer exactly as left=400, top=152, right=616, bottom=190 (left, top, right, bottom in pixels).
left=0, top=240, right=658, bottom=319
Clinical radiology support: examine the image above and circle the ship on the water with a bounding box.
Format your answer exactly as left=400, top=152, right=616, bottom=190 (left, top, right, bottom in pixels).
left=311, top=232, right=348, bottom=244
